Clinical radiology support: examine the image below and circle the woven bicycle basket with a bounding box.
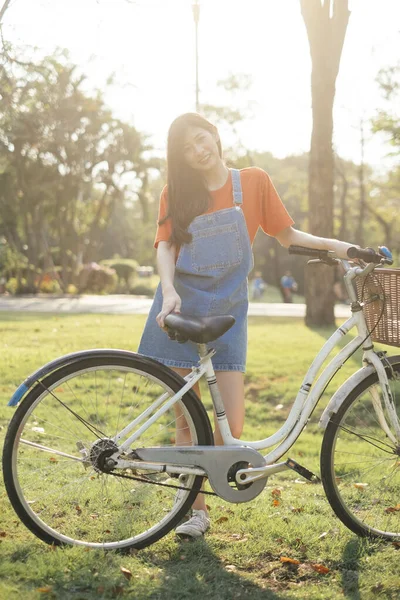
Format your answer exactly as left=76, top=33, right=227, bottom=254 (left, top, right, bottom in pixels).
left=355, top=268, right=400, bottom=347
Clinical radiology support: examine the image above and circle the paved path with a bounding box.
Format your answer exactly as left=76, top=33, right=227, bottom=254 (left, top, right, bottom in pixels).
left=0, top=295, right=351, bottom=318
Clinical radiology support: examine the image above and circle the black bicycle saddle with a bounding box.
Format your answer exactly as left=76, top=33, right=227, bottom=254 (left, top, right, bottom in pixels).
left=164, top=313, right=235, bottom=344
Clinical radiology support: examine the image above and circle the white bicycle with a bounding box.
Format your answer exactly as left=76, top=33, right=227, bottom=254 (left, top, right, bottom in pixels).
left=2, top=245, right=400, bottom=550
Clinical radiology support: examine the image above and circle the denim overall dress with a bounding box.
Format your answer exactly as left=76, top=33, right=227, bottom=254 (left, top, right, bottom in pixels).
left=138, top=169, right=253, bottom=372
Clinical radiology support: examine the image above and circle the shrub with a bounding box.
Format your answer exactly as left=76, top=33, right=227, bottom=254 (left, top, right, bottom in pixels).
left=5, top=277, right=18, bottom=295
left=5, top=277, right=31, bottom=295
left=66, top=284, right=78, bottom=295
left=78, top=263, right=117, bottom=294
left=129, top=284, right=154, bottom=297
left=100, top=259, right=139, bottom=292
left=37, top=273, right=62, bottom=294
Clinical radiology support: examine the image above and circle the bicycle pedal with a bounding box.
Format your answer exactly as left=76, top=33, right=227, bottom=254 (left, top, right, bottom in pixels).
left=285, top=458, right=321, bottom=483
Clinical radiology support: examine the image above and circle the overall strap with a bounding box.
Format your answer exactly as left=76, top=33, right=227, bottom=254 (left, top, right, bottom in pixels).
left=230, top=169, right=243, bottom=205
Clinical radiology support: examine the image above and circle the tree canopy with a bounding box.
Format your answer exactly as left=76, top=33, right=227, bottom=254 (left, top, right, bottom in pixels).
left=0, top=45, right=157, bottom=291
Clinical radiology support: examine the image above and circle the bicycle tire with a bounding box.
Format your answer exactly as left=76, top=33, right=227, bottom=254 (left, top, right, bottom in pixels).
left=321, top=356, right=400, bottom=540
left=3, top=353, right=213, bottom=550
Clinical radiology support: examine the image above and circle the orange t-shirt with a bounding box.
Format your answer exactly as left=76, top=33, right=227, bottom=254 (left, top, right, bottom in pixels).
left=154, top=167, right=294, bottom=248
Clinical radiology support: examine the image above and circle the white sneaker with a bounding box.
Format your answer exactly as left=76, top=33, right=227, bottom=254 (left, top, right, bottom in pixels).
left=175, top=509, right=210, bottom=539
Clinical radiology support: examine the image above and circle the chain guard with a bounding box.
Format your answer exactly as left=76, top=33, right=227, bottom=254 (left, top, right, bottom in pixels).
left=134, top=445, right=268, bottom=502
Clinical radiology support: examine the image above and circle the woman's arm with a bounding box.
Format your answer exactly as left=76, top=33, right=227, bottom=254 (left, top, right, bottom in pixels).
left=275, top=227, right=355, bottom=260
left=156, top=241, right=182, bottom=327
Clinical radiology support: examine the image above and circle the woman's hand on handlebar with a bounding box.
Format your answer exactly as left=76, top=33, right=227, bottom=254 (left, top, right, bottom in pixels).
left=347, top=245, right=393, bottom=265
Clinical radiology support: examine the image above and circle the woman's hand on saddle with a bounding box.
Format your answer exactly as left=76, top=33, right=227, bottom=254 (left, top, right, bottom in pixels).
left=156, top=288, right=182, bottom=329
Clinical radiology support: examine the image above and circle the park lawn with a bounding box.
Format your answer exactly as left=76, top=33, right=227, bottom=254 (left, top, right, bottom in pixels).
left=250, top=284, right=304, bottom=304
left=0, top=312, right=399, bottom=600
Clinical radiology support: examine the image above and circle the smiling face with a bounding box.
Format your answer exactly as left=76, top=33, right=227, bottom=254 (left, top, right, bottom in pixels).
left=181, top=126, right=221, bottom=172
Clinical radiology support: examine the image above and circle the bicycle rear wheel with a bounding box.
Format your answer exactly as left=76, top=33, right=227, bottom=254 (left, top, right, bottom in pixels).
left=321, top=357, right=400, bottom=540
left=2, top=354, right=213, bottom=550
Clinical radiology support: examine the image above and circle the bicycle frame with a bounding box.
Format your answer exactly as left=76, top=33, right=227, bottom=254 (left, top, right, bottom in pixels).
left=114, top=260, right=400, bottom=470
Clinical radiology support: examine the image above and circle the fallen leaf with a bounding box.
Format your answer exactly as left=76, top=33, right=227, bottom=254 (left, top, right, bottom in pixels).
left=290, top=506, right=304, bottom=513
left=37, top=586, right=52, bottom=593
left=271, top=489, right=282, bottom=498
left=120, top=566, right=132, bottom=580
left=280, top=557, right=300, bottom=565
left=49, top=457, right=58, bottom=463
left=319, top=532, right=328, bottom=539
left=111, top=585, right=124, bottom=597
left=0, top=532, right=6, bottom=537
left=272, top=499, right=280, bottom=507
left=384, top=503, right=400, bottom=513
left=310, top=563, right=330, bottom=574
left=354, top=483, right=368, bottom=490
left=216, top=516, right=229, bottom=524
left=230, top=534, right=248, bottom=542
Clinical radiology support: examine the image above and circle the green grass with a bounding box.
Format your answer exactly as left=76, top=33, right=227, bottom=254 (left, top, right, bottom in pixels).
left=0, top=312, right=399, bottom=599
left=249, top=284, right=304, bottom=303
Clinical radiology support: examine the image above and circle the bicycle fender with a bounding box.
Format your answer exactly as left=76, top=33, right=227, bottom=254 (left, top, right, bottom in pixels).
left=7, top=348, right=150, bottom=407
left=319, top=354, right=400, bottom=430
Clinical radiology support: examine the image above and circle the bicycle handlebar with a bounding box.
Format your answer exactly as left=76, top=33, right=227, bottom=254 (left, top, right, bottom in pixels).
left=288, top=246, right=330, bottom=259
left=288, top=245, right=393, bottom=266
left=347, top=246, right=381, bottom=263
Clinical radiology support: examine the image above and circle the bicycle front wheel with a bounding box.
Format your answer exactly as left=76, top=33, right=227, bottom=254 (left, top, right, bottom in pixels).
left=321, top=357, right=400, bottom=540
left=2, top=354, right=213, bottom=550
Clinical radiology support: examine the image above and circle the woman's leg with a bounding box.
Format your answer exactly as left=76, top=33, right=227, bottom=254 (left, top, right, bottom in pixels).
left=172, top=368, right=245, bottom=512
left=212, top=371, right=245, bottom=444
left=172, top=368, right=201, bottom=447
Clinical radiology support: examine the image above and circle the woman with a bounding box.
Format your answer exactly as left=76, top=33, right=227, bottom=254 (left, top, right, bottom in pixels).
left=138, top=112, right=355, bottom=538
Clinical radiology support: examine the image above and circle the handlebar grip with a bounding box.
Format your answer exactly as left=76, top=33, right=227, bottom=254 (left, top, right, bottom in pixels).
left=347, top=246, right=381, bottom=263
left=288, top=245, right=327, bottom=258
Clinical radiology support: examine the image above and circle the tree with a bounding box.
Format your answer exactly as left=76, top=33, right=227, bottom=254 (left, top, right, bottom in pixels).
left=0, top=44, right=156, bottom=290
left=300, top=0, right=351, bottom=326
left=200, top=73, right=255, bottom=164
left=372, top=63, right=400, bottom=151
left=370, top=61, right=400, bottom=255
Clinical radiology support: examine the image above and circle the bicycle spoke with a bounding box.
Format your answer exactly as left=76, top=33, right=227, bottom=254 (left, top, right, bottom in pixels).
left=322, top=362, right=400, bottom=540
left=4, top=358, right=211, bottom=549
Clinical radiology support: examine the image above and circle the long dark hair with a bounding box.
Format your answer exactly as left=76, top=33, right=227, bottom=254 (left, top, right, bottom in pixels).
left=160, top=113, right=222, bottom=246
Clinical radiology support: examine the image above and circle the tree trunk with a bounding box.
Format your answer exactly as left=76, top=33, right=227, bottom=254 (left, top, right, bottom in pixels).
left=301, top=0, right=351, bottom=326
